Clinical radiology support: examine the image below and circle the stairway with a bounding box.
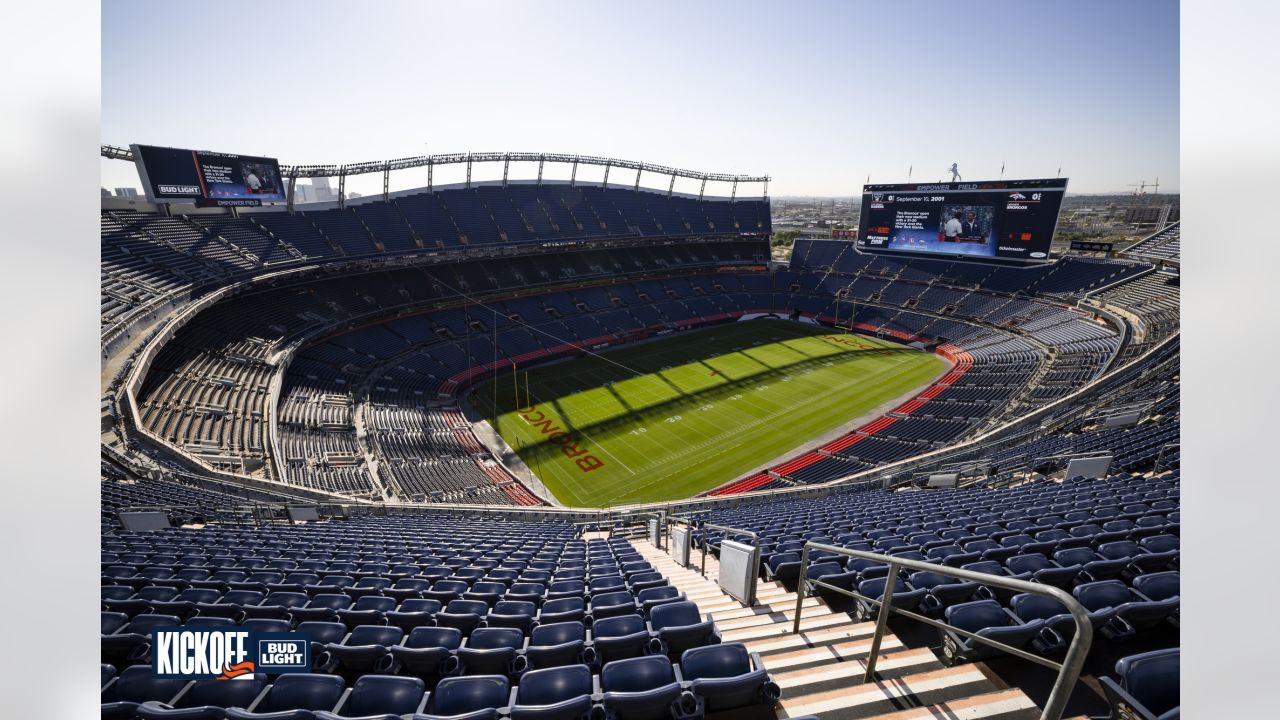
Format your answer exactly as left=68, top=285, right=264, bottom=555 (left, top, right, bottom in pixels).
left=634, top=540, right=1042, bottom=720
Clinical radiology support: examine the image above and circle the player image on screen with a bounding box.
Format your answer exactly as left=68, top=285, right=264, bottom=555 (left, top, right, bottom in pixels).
left=937, top=205, right=994, bottom=245
left=241, top=161, right=280, bottom=195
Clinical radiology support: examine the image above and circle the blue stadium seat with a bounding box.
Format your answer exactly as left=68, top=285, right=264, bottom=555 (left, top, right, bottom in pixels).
left=589, top=591, right=638, bottom=621
left=600, top=655, right=683, bottom=720
left=455, top=627, right=525, bottom=677
left=1006, top=553, right=1082, bottom=589
left=388, top=626, right=464, bottom=684
left=625, top=573, right=667, bottom=593
left=524, top=621, right=586, bottom=670
left=425, top=580, right=470, bottom=604
left=648, top=601, right=717, bottom=658
left=763, top=553, right=801, bottom=584
left=464, top=582, right=509, bottom=608
left=959, top=560, right=1030, bottom=603
left=587, top=614, right=651, bottom=667
left=104, top=586, right=180, bottom=617
left=1009, top=594, right=1079, bottom=655
left=102, top=614, right=182, bottom=668
left=504, top=583, right=547, bottom=607
left=241, top=619, right=292, bottom=635
left=386, top=599, right=443, bottom=633
left=637, top=587, right=685, bottom=617
left=853, top=577, right=926, bottom=621
left=909, top=571, right=980, bottom=616
left=413, top=675, right=510, bottom=720
left=195, top=590, right=266, bottom=621
left=336, top=595, right=396, bottom=630
left=136, top=674, right=269, bottom=719
left=938, top=600, right=1044, bottom=666
left=1099, top=648, right=1180, bottom=720
left=1132, top=571, right=1180, bottom=602
left=680, top=643, right=779, bottom=713
left=291, top=594, right=353, bottom=624
left=242, top=592, right=309, bottom=620
left=509, top=665, right=594, bottom=720
left=318, top=625, right=403, bottom=674
left=437, top=599, right=489, bottom=636
left=185, top=617, right=236, bottom=629
left=148, top=588, right=223, bottom=620
left=386, top=578, right=433, bottom=602
left=101, top=665, right=190, bottom=720
left=485, top=601, right=537, bottom=634
left=315, top=675, right=426, bottom=720
left=102, top=611, right=130, bottom=635
left=1073, top=580, right=1179, bottom=640
left=296, top=622, right=349, bottom=667
left=1074, top=543, right=1146, bottom=580
left=535, top=594, right=586, bottom=622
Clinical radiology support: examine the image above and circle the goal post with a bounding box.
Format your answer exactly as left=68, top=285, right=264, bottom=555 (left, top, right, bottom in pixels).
left=834, top=296, right=858, bottom=332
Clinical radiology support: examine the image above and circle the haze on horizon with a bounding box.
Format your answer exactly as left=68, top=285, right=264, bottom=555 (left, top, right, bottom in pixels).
left=101, top=1, right=1178, bottom=197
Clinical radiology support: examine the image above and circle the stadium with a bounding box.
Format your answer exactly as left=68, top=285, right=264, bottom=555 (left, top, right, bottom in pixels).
left=96, top=142, right=1181, bottom=720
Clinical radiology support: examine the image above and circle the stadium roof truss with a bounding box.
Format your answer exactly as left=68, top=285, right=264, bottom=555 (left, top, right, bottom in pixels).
left=102, top=145, right=770, bottom=210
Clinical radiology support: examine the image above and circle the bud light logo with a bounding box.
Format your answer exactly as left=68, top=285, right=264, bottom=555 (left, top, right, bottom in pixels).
left=256, top=634, right=309, bottom=672
left=152, top=627, right=310, bottom=679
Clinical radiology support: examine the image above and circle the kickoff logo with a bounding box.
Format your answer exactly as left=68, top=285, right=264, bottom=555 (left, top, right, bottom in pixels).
left=152, top=627, right=310, bottom=680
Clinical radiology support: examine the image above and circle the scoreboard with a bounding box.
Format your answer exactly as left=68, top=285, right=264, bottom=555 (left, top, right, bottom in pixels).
left=131, top=144, right=287, bottom=206
left=856, top=178, right=1067, bottom=263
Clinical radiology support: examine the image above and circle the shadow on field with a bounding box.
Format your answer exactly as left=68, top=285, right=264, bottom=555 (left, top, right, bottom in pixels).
left=492, top=335, right=925, bottom=467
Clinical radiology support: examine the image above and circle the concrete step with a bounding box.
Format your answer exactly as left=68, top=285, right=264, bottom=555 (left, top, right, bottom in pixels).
left=723, top=611, right=858, bottom=642
left=774, top=647, right=942, bottom=693
left=709, top=596, right=826, bottom=621
left=632, top=539, right=1047, bottom=720
left=742, top=621, right=881, bottom=655
left=777, top=664, right=1004, bottom=720
left=714, top=604, right=839, bottom=632
left=759, top=634, right=908, bottom=671
left=853, top=688, right=1041, bottom=720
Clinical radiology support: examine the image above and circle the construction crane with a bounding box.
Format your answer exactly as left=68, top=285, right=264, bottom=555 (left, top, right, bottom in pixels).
left=1127, top=178, right=1160, bottom=198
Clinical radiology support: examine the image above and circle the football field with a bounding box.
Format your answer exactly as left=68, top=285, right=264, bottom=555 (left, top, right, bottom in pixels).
left=472, top=321, right=945, bottom=506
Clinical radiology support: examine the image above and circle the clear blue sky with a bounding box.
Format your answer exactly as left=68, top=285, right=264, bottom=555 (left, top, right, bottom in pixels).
left=101, top=0, right=1178, bottom=196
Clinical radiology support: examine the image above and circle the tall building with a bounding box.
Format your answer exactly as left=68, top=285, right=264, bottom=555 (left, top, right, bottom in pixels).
left=313, top=177, right=335, bottom=203
left=294, top=182, right=314, bottom=204
left=113, top=187, right=139, bottom=198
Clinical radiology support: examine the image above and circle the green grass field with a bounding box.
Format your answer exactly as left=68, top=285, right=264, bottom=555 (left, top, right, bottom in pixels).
left=471, top=321, right=945, bottom=506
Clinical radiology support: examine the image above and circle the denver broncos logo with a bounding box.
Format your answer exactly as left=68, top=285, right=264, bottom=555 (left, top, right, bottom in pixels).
left=216, top=661, right=255, bottom=680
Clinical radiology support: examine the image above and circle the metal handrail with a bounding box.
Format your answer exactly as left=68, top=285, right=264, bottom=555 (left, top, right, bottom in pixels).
left=1154, top=443, right=1180, bottom=472
left=791, top=541, right=1093, bottom=720
left=696, top=523, right=758, bottom=577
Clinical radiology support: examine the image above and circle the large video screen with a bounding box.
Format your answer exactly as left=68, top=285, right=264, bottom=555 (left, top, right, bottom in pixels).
left=856, top=178, right=1067, bottom=263
left=131, top=144, right=287, bottom=206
